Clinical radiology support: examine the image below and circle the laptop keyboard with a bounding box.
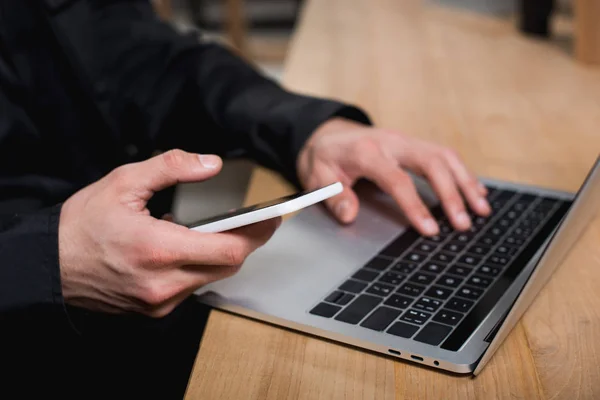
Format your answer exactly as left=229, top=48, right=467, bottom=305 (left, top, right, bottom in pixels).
left=309, top=186, right=569, bottom=348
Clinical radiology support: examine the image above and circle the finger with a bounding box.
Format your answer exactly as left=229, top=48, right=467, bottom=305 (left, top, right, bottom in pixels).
left=442, top=150, right=491, bottom=216
left=358, top=157, right=439, bottom=236
left=328, top=186, right=360, bottom=224
left=308, top=164, right=359, bottom=224
left=421, top=157, right=471, bottom=231
left=144, top=216, right=280, bottom=267
left=117, top=150, right=223, bottom=199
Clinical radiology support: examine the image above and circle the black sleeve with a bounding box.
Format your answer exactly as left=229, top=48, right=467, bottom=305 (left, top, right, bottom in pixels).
left=0, top=205, right=63, bottom=315
left=47, top=0, right=371, bottom=184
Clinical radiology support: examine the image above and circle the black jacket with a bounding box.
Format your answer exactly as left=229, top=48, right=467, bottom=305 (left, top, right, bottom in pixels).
left=0, top=0, right=368, bottom=396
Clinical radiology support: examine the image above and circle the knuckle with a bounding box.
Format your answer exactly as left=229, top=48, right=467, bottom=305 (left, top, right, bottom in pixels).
left=222, top=245, right=247, bottom=266
left=394, top=171, right=413, bottom=186
left=128, top=236, right=177, bottom=268
left=138, top=280, right=171, bottom=308
left=145, top=247, right=177, bottom=268
left=161, top=149, right=187, bottom=171
left=441, top=147, right=458, bottom=160
left=464, top=175, right=480, bottom=188
left=354, top=137, right=380, bottom=166
left=109, top=164, right=133, bottom=187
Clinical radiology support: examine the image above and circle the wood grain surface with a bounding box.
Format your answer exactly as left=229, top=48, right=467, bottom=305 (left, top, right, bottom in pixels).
left=185, top=1, right=600, bottom=398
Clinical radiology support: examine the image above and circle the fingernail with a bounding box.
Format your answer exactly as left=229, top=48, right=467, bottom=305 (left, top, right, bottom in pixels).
left=422, top=219, right=439, bottom=236
left=336, top=200, right=351, bottom=222
left=455, top=211, right=471, bottom=228
left=477, top=198, right=491, bottom=213
left=198, top=154, right=220, bottom=169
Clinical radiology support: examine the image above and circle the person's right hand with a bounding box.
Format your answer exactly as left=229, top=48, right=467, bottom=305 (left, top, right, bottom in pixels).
left=58, top=150, right=280, bottom=318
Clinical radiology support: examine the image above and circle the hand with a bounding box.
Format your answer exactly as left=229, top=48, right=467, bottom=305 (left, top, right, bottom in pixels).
left=297, top=118, right=491, bottom=236
left=59, top=150, right=280, bottom=317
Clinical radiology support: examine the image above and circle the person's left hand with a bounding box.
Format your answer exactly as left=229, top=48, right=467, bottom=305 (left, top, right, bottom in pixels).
left=297, top=118, right=491, bottom=236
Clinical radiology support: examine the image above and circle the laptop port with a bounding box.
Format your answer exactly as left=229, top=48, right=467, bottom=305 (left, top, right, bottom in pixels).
left=411, top=355, right=424, bottom=362
left=388, top=349, right=401, bottom=356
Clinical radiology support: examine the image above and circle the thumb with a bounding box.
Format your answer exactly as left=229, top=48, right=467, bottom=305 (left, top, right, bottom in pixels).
left=326, top=185, right=360, bottom=224
left=128, top=150, right=222, bottom=197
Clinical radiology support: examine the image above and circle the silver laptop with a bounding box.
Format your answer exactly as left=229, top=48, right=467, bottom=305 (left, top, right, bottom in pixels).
left=195, top=156, right=600, bottom=375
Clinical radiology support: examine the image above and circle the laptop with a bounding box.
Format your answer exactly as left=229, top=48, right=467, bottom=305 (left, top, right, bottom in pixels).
left=195, top=155, right=600, bottom=374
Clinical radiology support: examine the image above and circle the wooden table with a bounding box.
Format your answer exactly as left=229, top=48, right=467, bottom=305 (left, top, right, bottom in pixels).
left=185, top=1, right=600, bottom=398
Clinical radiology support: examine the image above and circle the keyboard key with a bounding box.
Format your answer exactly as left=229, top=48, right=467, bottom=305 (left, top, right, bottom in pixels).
left=446, top=297, right=474, bottom=313
left=380, top=231, right=419, bottom=257
left=427, top=235, right=445, bottom=243
left=496, top=218, right=512, bottom=228
left=400, top=309, right=432, bottom=325
left=511, top=201, right=528, bottom=212
left=478, top=265, right=502, bottom=277
left=403, top=252, right=426, bottom=263
left=447, top=265, right=473, bottom=277
left=352, top=269, right=379, bottom=282
left=494, top=189, right=516, bottom=200
left=364, top=256, right=393, bottom=271
left=379, top=272, right=406, bottom=286
left=518, top=218, right=537, bottom=229
left=537, top=198, right=559, bottom=211
left=466, top=244, right=492, bottom=256
left=384, top=294, right=414, bottom=309
left=432, top=252, right=456, bottom=264
left=505, top=210, right=519, bottom=220
left=334, top=295, right=382, bottom=324
left=413, top=297, right=443, bottom=313
left=360, top=306, right=402, bottom=331
left=391, top=261, right=418, bottom=274
left=442, top=242, right=465, bottom=253
left=310, top=303, right=341, bottom=318
left=387, top=321, right=419, bottom=338
left=438, top=223, right=453, bottom=235
left=454, top=233, right=472, bottom=243
left=397, top=283, right=426, bottom=297
left=433, top=309, right=464, bottom=326
left=477, top=235, right=497, bottom=246
left=490, top=199, right=508, bottom=212
left=366, top=282, right=395, bottom=297
left=457, top=254, right=482, bottom=266
left=436, top=274, right=463, bottom=288
left=414, top=322, right=453, bottom=346
left=473, top=215, right=489, bottom=226
left=457, top=286, right=484, bottom=300
left=325, top=291, right=355, bottom=306
left=504, top=236, right=525, bottom=247
left=495, top=245, right=517, bottom=256
left=467, top=275, right=493, bottom=288
left=339, top=280, right=367, bottom=293
left=415, top=241, right=438, bottom=253
left=425, top=286, right=453, bottom=300
left=519, top=194, right=538, bottom=204
left=421, top=262, right=447, bottom=274
left=409, top=272, right=436, bottom=285
left=513, top=226, right=532, bottom=238
left=488, top=226, right=506, bottom=237
left=487, top=254, right=510, bottom=266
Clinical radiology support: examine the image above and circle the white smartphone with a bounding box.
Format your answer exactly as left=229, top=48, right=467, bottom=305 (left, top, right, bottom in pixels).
left=187, top=182, right=343, bottom=233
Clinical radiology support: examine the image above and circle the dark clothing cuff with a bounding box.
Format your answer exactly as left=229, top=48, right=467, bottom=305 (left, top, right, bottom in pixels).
left=0, top=203, right=64, bottom=314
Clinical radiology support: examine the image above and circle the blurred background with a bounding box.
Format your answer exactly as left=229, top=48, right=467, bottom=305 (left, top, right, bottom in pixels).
left=154, top=0, right=577, bottom=82
left=148, top=0, right=588, bottom=224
